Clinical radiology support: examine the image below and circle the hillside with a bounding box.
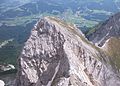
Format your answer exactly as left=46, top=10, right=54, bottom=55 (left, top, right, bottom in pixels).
left=102, top=37, right=120, bottom=70
left=87, top=12, right=120, bottom=46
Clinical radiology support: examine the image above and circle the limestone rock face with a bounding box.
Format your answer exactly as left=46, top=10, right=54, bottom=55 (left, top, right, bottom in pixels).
left=15, top=17, right=120, bottom=86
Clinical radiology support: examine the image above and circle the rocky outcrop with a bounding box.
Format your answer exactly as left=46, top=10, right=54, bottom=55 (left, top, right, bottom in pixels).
left=0, top=80, right=5, bottom=86
left=15, top=17, right=120, bottom=86
left=0, top=64, right=15, bottom=72
left=87, top=12, right=120, bottom=47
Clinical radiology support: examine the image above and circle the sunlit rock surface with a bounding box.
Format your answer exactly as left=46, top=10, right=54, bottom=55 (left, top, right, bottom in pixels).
left=0, top=80, right=5, bottom=86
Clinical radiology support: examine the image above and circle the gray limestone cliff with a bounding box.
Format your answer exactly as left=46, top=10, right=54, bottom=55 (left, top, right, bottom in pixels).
left=15, top=17, right=120, bottom=86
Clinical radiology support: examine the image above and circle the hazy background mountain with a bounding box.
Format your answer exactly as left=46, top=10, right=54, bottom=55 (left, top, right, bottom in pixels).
left=0, top=0, right=120, bottom=68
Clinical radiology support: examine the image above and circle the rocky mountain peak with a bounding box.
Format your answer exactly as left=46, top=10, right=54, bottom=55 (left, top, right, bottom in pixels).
left=15, top=17, right=120, bottom=86
left=87, top=12, right=120, bottom=47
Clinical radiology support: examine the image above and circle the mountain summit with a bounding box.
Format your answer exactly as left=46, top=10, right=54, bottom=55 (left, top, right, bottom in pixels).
left=15, top=17, right=120, bottom=86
